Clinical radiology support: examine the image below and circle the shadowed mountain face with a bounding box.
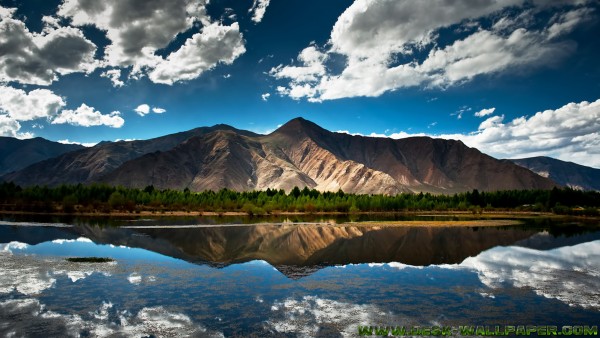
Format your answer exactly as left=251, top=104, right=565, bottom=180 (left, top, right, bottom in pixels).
left=0, top=137, right=83, bottom=176
left=2, top=118, right=557, bottom=193
left=510, top=156, right=600, bottom=191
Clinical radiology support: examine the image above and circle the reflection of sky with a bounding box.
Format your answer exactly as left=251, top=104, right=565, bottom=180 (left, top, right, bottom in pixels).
left=457, top=240, right=600, bottom=309
left=1, top=235, right=600, bottom=337
left=21, top=237, right=187, bottom=264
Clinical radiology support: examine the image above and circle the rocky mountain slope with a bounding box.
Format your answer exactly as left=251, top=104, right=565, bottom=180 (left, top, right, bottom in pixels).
left=2, top=118, right=557, bottom=193
left=510, top=156, right=600, bottom=191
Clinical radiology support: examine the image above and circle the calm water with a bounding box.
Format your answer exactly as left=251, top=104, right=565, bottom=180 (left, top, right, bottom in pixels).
left=0, top=215, right=599, bottom=337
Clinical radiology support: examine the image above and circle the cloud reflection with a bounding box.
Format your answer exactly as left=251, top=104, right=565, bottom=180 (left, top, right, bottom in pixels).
left=457, top=240, right=600, bottom=309
left=267, top=295, right=399, bottom=337
left=0, top=242, right=116, bottom=295
left=0, top=298, right=223, bottom=338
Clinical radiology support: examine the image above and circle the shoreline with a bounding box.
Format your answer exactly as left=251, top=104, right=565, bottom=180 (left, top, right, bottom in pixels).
left=0, top=209, right=560, bottom=218
left=118, top=219, right=525, bottom=229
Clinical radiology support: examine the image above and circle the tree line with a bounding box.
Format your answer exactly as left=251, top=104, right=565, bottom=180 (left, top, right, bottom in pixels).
left=0, top=182, right=598, bottom=215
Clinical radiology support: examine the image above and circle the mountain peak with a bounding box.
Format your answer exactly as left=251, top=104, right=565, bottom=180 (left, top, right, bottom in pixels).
left=274, top=117, right=327, bottom=135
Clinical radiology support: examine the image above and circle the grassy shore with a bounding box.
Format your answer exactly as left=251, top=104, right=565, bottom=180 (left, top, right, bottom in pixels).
left=0, top=209, right=562, bottom=218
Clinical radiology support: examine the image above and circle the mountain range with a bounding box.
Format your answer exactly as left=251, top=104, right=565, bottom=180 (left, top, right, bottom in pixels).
left=1, top=117, right=597, bottom=193
left=0, top=137, right=83, bottom=176
left=510, top=157, right=600, bottom=191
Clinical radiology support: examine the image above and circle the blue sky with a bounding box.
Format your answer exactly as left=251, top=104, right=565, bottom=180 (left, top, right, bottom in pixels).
left=0, top=0, right=599, bottom=167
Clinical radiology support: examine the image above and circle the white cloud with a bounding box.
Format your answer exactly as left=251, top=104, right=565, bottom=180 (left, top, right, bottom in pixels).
left=0, top=86, right=122, bottom=134
left=149, top=22, right=245, bottom=85
left=478, top=115, right=504, bottom=130
left=0, top=85, right=67, bottom=138
left=134, top=104, right=150, bottom=116
left=52, top=104, right=124, bottom=128
left=58, top=139, right=97, bottom=147
left=100, top=69, right=124, bottom=87
left=270, top=46, right=327, bottom=83
left=57, top=0, right=206, bottom=70
left=0, top=7, right=97, bottom=85
left=419, top=28, right=572, bottom=88
left=0, top=115, right=25, bottom=138
left=458, top=99, right=600, bottom=166
left=271, top=0, right=592, bottom=101
left=261, top=93, right=271, bottom=101
left=57, top=0, right=245, bottom=85
left=474, top=107, right=496, bottom=117
left=135, top=104, right=166, bottom=116
left=546, top=7, right=595, bottom=39
left=249, top=0, right=271, bottom=23
left=0, top=86, right=66, bottom=121
left=51, top=237, right=93, bottom=244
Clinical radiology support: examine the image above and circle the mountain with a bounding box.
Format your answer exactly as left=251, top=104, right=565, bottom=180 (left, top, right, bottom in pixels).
left=2, top=118, right=557, bottom=193
left=2, top=125, right=257, bottom=186
left=0, top=137, right=83, bottom=176
left=510, top=156, right=600, bottom=191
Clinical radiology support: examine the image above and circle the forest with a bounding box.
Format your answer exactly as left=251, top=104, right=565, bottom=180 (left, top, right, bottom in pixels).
left=0, top=182, right=598, bottom=216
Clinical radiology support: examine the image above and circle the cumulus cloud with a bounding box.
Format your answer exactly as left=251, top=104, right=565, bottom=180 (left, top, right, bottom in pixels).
left=459, top=99, right=600, bottom=167
left=0, top=86, right=122, bottom=135
left=52, top=104, right=124, bottom=128
left=271, top=0, right=593, bottom=101
left=57, top=0, right=245, bottom=84
left=0, top=7, right=97, bottom=85
left=340, top=98, right=600, bottom=168
left=148, top=22, right=245, bottom=85
left=261, top=93, right=270, bottom=101
left=134, top=104, right=150, bottom=116
left=0, top=86, right=66, bottom=121
left=0, top=85, right=67, bottom=137
left=135, top=104, right=166, bottom=116
left=474, top=107, right=496, bottom=117
left=249, top=0, right=271, bottom=23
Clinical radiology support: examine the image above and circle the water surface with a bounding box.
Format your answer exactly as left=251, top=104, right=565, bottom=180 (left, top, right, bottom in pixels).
left=0, top=216, right=598, bottom=337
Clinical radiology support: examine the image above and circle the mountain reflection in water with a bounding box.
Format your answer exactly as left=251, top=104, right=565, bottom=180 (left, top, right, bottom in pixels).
left=2, top=221, right=538, bottom=269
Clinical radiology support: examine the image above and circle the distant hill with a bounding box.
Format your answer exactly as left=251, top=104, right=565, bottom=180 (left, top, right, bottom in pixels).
left=0, top=137, right=83, bottom=176
left=510, top=156, right=600, bottom=191
left=2, top=118, right=558, bottom=193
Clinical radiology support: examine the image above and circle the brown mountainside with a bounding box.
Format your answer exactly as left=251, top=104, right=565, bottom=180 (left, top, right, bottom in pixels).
left=2, top=117, right=557, bottom=193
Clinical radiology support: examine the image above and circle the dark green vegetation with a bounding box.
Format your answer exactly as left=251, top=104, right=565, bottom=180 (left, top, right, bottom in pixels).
left=66, top=257, right=114, bottom=263
left=0, top=182, right=598, bottom=216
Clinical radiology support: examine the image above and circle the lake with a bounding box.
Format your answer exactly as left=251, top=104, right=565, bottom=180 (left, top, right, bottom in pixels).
left=0, top=215, right=599, bottom=337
